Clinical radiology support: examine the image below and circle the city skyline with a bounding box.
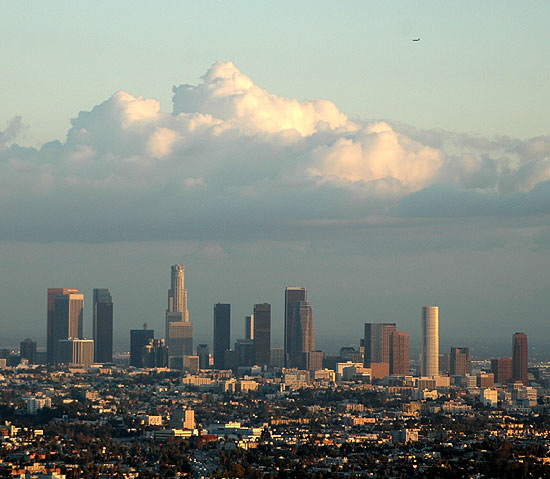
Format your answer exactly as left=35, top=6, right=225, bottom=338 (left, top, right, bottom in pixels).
left=1, top=5, right=549, bottom=354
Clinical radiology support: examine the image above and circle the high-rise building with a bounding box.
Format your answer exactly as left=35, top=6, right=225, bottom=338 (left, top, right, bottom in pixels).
left=491, top=357, right=513, bottom=385
left=213, top=303, right=231, bottom=369
left=166, top=265, right=193, bottom=368
left=253, top=303, right=271, bottom=367
left=50, top=290, right=84, bottom=365
left=142, top=339, right=169, bottom=368
left=245, top=315, right=254, bottom=340
left=390, top=331, right=410, bottom=375
left=58, top=338, right=94, bottom=367
left=93, top=288, right=113, bottom=363
left=197, top=344, right=210, bottom=370
left=421, top=306, right=439, bottom=377
left=46, top=288, right=79, bottom=365
left=450, top=347, right=471, bottom=376
left=363, top=323, right=396, bottom=368
left=284, top=287, right=307, bottom=367
left=512, top=332, right=528, bottom=385
left=20, top=338, right=37, bottom=364
left=291, top=300, right=315, bottom=369
left=130, top=326, right=154, bottom=368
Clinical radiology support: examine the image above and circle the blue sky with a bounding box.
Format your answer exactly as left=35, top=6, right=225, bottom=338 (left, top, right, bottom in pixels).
left=1, top=2, right=549, bottom=357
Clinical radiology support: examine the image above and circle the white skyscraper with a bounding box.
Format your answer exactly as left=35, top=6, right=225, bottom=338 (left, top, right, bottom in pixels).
left=166, top=264, right=193, bottom=368
left=421, top=306, right=439, bottom=377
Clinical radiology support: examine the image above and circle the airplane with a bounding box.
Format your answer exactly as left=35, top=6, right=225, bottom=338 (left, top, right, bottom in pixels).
left=412, top=38, right=421, bottom=42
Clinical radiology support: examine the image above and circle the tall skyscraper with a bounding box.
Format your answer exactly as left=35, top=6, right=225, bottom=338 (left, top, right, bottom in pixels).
left=20, top=338, right=37, bottom=364
left=363, top=323, right=396, bottom=367
left=421, top=306, right=439, bottom=377
left=93, top=288, right=113, bottom=363
left=50, top=290, right=84, bottom=365
left=245, top=315, right=254, bottom=340
left=213, top=303, right=231, bottom=369
left=291, top=300, right=315, bottom=369
left=166, top=265, right=193, bottom=368
left=197, top=344, right=210, bottom=370
left=389, top=331, right=410, bottom=375
left=130, top=325, right=154, bottom=368
left=46, top=288, right=79, bottom=365
left=253, top=303, right=271, bottom=367
left=512, top=332, right=528, bottom=385
left=450, top=347, right=471, bottom=376
left=491, top=357, right=512, bottom=384
left=284, top=286, right=307, bottom=367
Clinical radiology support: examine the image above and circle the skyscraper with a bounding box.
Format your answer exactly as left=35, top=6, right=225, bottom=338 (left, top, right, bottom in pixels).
left=450, top=347, right=471, bottom=376
left=389, top=331, right=410, bottom=375
left=93, top=288, right=113, bottom=363
left=50, top=290, right=84, bottom=365
left=512, top=332, right=528, bottom=385
left=363, top=323, right=396, bottom=367
left=491, top=357, right=512, bottom=385
left=130, top=326, right=154, bottom=368
left=253, top=303, right=271, bottom=367
left=292, top=300, right=315, bottom=369
left=284, top=286, right=307, bottom=367
left=421, top=306, right=439, bottom=377
left=58, top=338, right=94, bottom=367
left=245, top=315, right=254, bottom=340
left=213, top=303, right=231, bottom=369
left=20, top=338, right=37, bottom=364
left=166, top=264, right=193, bottom=368
left=46, top=288, right=79, bottom=365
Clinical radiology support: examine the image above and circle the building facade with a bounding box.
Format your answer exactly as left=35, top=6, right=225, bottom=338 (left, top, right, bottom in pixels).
left=130, top=327, right=154, bottom=368
left=284, top=287, right=307, bottom=367
left=213, top=303, right=231, bottom=369
left=166, top=264, right=193, bottom=368
left=46, top=288, right=79, bottom=365
left=50, top=290, right=84, bottom=365
left=421, top=306, right=439, bottom=377
left=253, top=303, right=271, bottom=367
left=512, top=332, right=528, bottom=385
left=390, top=331, right=410, bottom=375
left=93, top=288, right=113, bottom=363
left=450, top=347, right=471, bottom=376
left=363, top=323, right=396, bottom=368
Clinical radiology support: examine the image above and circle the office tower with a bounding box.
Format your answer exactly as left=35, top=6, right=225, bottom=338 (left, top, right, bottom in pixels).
left=197, top=344, right=210, bottom=370
left=291, top=300, right=315, bottom=369
left=213, top=303, right=231, bottom=369
left=166, top=264, right=193, bottom=368
left=142, top=339, right=169, bottom=368
left=270, top=346, right=284, bottom=368
left=512, top=332, right=528, bottom=385
left=304, top=350, right=324, bottom=371
left=253, top=303, right=271, bottom=367
left=58, top=339, right=94, bottom=367
left=46, top=288, right=79, bottom=365
left=20, top=338, right=37, bottom=364
left=93, top=288, right=113, bottom=363
left=51, top=291, right=84, bottom=365
left=421, top=306, right=439, bottom=377
left=363, top=323, right=396, bottom=368
left=491, top=357, right=513, bottom=384
left=130, top=326, right=154, bottom=368
left=390, top=331, right=410, bottom=375
left=235, top=339, right=255, bottom=368
left=245, top=315, right=254, bottom=340
left=183, top=355, right=200, bottom=373
left=450, top=347, right=471, bottom=376
left=284, top=287, right=307, bottom=367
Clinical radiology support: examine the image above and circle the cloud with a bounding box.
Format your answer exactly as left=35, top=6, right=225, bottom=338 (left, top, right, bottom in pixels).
left=1, top=61, right=550, bottom=243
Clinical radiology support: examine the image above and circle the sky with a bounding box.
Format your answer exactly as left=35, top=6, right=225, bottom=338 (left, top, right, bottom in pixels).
left=1, top=2, right=549, bottom=358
